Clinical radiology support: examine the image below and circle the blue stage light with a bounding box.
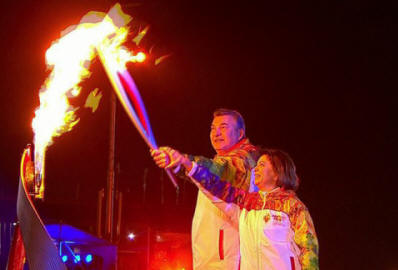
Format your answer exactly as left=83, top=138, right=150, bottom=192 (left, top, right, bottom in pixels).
left=85, top=254, right=93, bottom=263
left=75, top=255, right=81, bottom=262
left=61, top=255, right=68, bottom=262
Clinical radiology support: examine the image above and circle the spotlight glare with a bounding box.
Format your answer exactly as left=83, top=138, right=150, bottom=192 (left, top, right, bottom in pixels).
left=61, top=255, right=68, bottom=262
left=85, top=254, right=93, bottom=263
left=127, top=232, right=135, bottom=240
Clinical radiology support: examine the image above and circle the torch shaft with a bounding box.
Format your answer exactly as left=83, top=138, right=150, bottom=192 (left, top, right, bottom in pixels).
left=97, top=48, right=179, bottom=189
left=97, top=49, right=154, bottom=148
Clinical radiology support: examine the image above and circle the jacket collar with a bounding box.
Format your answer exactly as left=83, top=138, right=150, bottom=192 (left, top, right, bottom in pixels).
left=215, top=138, right=251, bottom=156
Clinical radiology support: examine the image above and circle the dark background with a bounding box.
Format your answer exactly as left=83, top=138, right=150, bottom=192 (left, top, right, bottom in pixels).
left=0, top=0, right=396, bottom=269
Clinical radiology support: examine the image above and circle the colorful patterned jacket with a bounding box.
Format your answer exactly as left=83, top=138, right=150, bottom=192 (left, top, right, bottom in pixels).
left=189, top=163, right=319, bottom=270
left=188, top=138, right=259, bottom=189
left=181, top=138, right=259, bottom=270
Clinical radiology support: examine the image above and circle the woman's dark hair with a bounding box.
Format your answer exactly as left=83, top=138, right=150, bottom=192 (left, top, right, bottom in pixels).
left=259, top=148, right=300, bottom=191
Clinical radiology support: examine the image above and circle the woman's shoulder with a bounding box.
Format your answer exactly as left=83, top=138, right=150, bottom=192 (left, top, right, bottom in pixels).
left=270, top=189, right=308, bottom=212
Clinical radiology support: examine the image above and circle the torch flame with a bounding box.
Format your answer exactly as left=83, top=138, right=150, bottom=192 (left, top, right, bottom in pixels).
left=31, top=3, right=143, bottom=196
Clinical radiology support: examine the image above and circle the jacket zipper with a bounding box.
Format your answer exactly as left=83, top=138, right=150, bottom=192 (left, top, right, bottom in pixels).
left=258, top=191, right=267, bottom=269
left=219, top=229, right=224, bottom=260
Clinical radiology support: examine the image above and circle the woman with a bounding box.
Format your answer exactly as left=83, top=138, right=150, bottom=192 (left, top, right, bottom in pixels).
left=152, top=148, right=319, bottom=270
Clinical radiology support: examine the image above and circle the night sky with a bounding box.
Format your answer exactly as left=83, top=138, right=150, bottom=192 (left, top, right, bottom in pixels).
left=0, top=0, right=396, bottom=269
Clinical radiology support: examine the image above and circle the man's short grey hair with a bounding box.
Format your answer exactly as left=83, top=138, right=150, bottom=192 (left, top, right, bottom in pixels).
left=213, top=108, right=246, bottom=135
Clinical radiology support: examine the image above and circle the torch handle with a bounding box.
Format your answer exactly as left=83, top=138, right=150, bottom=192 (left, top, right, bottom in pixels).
left=165, top=169, right=179, bottom=191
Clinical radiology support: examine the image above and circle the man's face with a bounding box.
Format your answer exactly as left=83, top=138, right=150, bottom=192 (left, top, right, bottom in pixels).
left=210, top=115, right=243, bottom=153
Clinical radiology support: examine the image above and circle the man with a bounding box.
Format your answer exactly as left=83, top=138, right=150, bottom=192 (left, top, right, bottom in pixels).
left=151, top=108, right=258, bottom=270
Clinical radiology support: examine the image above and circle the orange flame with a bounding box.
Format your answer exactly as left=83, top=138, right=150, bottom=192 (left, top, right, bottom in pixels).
left=31, top=3, right=143, bottom=193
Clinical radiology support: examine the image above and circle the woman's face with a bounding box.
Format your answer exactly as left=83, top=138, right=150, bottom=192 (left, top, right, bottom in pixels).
left=254, top=155, right=278, bottom=191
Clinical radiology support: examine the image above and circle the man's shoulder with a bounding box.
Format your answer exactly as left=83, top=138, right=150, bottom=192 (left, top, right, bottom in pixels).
left=223, top=139, right=258, bottom=160
left=240, top=142, right=258, bottom=154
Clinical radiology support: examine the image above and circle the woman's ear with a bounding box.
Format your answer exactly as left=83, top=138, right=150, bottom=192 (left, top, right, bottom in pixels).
left=239, top=129, right=244, bottom=140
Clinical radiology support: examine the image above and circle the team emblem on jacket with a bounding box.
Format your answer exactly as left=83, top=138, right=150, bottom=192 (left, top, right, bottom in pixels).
left=272, top=214, right=283, bottom=223
left=263, top=214, right=270, bottom=223
left=264, top=213, right=286, bottom=224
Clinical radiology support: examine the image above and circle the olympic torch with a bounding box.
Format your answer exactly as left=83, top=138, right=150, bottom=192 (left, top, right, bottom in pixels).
left=97, top=46, right=179, bottom=189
